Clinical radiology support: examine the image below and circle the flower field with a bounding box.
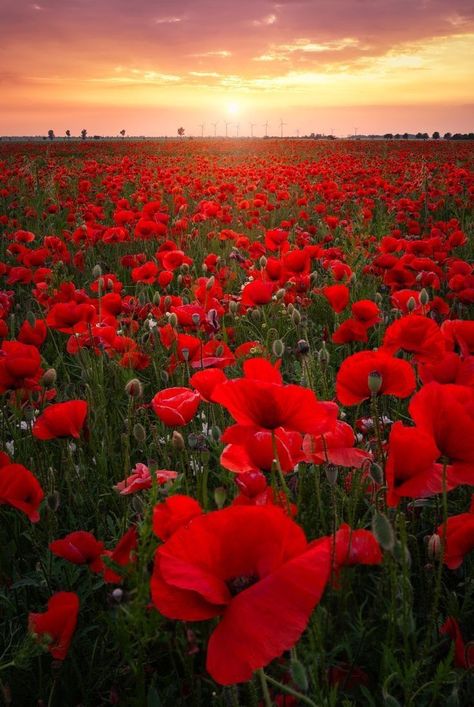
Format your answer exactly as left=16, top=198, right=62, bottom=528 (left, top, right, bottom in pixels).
left=0, top=137, right=473, bottom=706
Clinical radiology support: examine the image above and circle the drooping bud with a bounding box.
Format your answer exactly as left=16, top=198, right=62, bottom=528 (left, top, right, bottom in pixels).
left=427, top=533, right=441, bottom=561
left=368, top=370, right=383, bottom=395
left=125, top=378, right=143, bottom=398
left=291, top=308, right=302, bottom=326
left=296, top=339, right=310, bottom=355
left=92, top=264, right=102, bottom=279
left=259, top=256, right=267, bottom=268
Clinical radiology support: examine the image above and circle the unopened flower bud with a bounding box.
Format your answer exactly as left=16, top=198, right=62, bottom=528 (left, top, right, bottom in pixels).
left=250, top=308, right=261, bottom=322
left=407, top=296, right=416, bottom=312
left=272, top=339, right=285, bottom=358
left=427, top=533, right=441, bottom=561
left=152, top=292, right=161, bottom=306
left=177, top=274, right=183, bottom=287
left=191, top=313, right=200, bottom=326
left=259, top=256, right=267, bottom=268
left=46, top=490, right=60, bottom=512
left=26, top=310, right=36, bottom=327
left=206, top=276, right=215, bottom=291
left=368, top=370, right=383, bottom=395
left=168, top=312, right=178, bottom=328
left=125, top=378, right=143, bottom=398
left=92, top=264, right=102, bottom=279
left=210, top=425, right=221, bottom=442
left=228, top=300, right=238, bottom=314
left=214, top=486, right=227, bottom=509
left=275, top=288, right=286, bottom=300
left=318, top=343, right=330, bottom=366
left=133, top=423, right=147, bottom=443
left=171, top=430, right=185, bottom=450
left=42, top=368, right=57, bottom=387
left=420, top=288, right=429, bottom=306
left=325, top=464, right=338, bottom=485
left=296, top=339, right=310, bottom=355
left=369, top=462, right=384, bottom=485
left=111, top=588, right=123, bottom=602
left=291, top=308, right=302, bottom=325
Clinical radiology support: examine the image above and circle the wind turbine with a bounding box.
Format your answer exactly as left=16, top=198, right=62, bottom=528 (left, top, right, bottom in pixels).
left=249, top=122, right=256, bottom=137
left=235, top=123, right=240, bottom=137
left=225, top=121, right=231, bottom=138
left=211, top=121, right=218, bottom=137
left=198, top=122, right=205, bottom=138
left=279, top=118, right=287, bottom=138
left=263, top=120, right=270, bottom=137
left=296, top=128, right=300, bottom=138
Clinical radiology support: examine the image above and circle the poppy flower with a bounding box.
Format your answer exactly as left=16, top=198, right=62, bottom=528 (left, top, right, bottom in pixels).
left=32, top=400, right=88, bottom=440
left=408, top=383, right=474, bottom=485
left=113, top=463, right=178, bottom=495
left=151, top=387, right=201, bottom=426
left=46, top=302, right=96, bottom=334
left=0, top=340, right=43, bottom=393
left=0, top=462, right=44, bottom=522
left=333, top=523, right=382, bottom=572
left=189, top=368, right=227, bottom=402
left=332, top=319, right=369, bottom=344
left=381, top=315, right=445, bottom=363
left=151, top=504, right=331, bottom=685
left=336, top=350, right=416, bottom=406
left=303, top=420, right=371, bottom=469
left=153, top=495, right=203, bottom=541
left=321, top=284, right=350, bottom=313
left=18, top=318, right=48, bottom=347
left=101, top=527, right=138, bottom=584
left=418, top=352, right=474, bottom=387
left=220, top=426, right=304, bottom=474
left=28, top=592, right=79, bottom=660
left=50, top=531, right=105, bottom=572
left=212, top=357, right=338, bottom=435
left=241, top=280, right=275, bottom=308
left=440, top=617, right=474, bottom=669
left=436, top=507, right=474, bottom=569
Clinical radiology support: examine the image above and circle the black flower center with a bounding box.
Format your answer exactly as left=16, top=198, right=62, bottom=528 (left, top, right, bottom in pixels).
left=226, top=574, right=258, bottom=596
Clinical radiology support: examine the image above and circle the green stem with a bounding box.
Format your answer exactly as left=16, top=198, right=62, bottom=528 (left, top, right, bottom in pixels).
left=263, top=673, right=318, bottom=707
left=257, top=668, right=273, bottom=707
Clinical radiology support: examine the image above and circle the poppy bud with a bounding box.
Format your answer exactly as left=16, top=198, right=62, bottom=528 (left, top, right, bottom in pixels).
left=318, top=343, right=330, bottom=365
left=372, top=512, right=395, bottom=551
left=272, top=339, right=285, bottom=358
left=106, top=278, right=114, bottom=290
left=206, top=276, right=215, bottom=291
left=407, top=296, right=416, bottom=312
left=369, top=462, right=384, bottom=485
left=133, top=423, right=147, bottom=443
left=420, top=288, right=429, bottom=305
left=180, top=262, right=189, bottom=274
left=250, top=309, right=261, bottom=322
left=228, top=300, right=238, bottom=314
left=125, top=379, right=143, bottom=398
left=111, top=588, right=123, bottom=603
left=210, top=425, right=221, bottom=442
left=181, top=347, right=190, bottom=362
left=164, top=295, right=172, bottom=309
left=177, top=274, right=183, bottom=287
left=168, top=312, right=178, bottom=328
left=290, top=659, right=309, bottom=692
left=291, top=308, right=302, bottom=325
left=160, top=370, right=169, bottom=385
left=98, top=277, right=105, bottom=290
left=152, top=292, right=161, bottom=306
left=259, top=256, right=267, bottom=268
left=375, top=292, right=383, bottom=304
left=42, top=368, right=57, bottom=387
left=191, top=313, right=200, bottom=326
left=368, top=370, right=383, bottom=395
left=214, top=487, right=227, bottom=509
left=26, top=310, right=36, bottom=327
left=92, top=264, right=102, bottom=279
left=46, top=490, right=60, bottom=512
left=275, top=288, right=286, bottom=300
left=171, top=430, right=185, bottom=450
left=427, top=533, right=441, bottom=560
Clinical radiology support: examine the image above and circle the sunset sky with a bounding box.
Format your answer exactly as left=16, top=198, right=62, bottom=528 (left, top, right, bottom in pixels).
left=1, top=0, right=473, bottom=136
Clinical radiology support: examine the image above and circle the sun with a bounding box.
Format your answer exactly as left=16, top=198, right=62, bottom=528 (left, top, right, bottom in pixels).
left=227, top=101, right=240, bottom=115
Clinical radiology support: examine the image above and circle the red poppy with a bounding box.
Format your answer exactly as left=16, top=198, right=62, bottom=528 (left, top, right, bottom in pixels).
left=212, top=357, right=338, bottom=435
left=151, top=387, right=201, bottom=426
left=32, top=400, right=88, bottom=440
left=418, top=352, right=474, bottom=387
left=220, top=426, right=304, bottom=474
left=436, top=507, right=474, bottom=569
left=241, top=280, right=275, bottom=308
left=321, top=284, right=350, bottom=313
left=0, top=463, right=44, bottom=522
left=333, top=523, right=382, bottom=572
left=303, top=420, right=371, bottom=468
left=440, top=617, right=474, bottom=669
left=113, top=463, right=178, bottom=495
left=351, top=300, right=381, bottom=327
left=408, top=383, right=474, bottom=485
left=102, top=527, right=138, bottom=584
left=153, top=495, right=203, bottom=541
left=332, top=318, right=369, bottom=344
left=50, top=531, right=105, bottom=572
left=151, top=504, right=331, bottom=684
left=190, top=368, right=227, bottom=402
left=336, top=350, right=416, bottom=405
left=18, top=318, right=48, bottom=347
left=46, top=302, right=96, bottom=334
left=381, top=315, right=445, bottom=363
left=0, top=340, right=43, bottom=393
left=28, top=592, right=79, bottom=660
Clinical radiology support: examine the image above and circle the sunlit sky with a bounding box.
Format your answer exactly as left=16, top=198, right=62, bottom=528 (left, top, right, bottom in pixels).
left=1, top=0, right=473, bottom=136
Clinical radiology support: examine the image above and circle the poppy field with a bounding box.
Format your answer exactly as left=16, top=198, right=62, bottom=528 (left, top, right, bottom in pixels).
left=0, top=137, right=473, bottom=706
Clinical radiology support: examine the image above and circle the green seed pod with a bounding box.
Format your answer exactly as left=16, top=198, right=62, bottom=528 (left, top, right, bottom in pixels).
left=26, top=310, right=36, bottom=327
left=125, top=378, right=143, bottom=398
left=290, top=659, right=309, bottom=692
left=133, top=423, right=147, bottom=443
left=272, top=339, right=285, bottom=358
left=368, top=370, right=383, bottom=395
left=214, top=487, right=227, bottom=509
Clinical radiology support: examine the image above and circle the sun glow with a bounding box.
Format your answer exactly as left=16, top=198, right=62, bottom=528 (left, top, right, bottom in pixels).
left=227, top=101, right=240, bottom=115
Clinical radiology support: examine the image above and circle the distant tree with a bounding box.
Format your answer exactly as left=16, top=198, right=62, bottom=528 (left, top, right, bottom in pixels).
left=403, top=132, right=409, bottom=139
left=432, top=131, right=440, bottom=140
left=120, top=129, right=126, bottom=138
left=65, top=129, right=71, bottom=138
left=383, top=133, right=393, bottom=140
left=177, top=127, right=185, bottom=137
left=422, top=133, right=429, bottom=140
left=47, top=129, right=55, bottom=140
left=394, top=133, right=401, bottom=140
left=443, top=132, right=452, bottom=140
left=81, top=129, right=87, bottom=140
